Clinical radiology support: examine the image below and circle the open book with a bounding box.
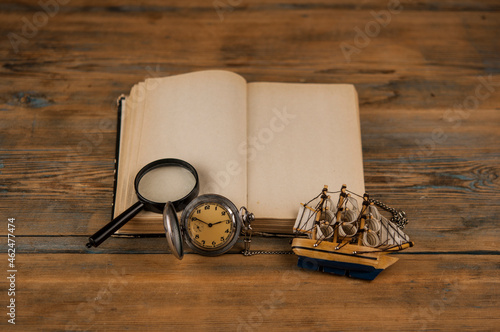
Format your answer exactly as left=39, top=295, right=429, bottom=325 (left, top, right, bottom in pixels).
left=114, top=70, right=364, bottom=234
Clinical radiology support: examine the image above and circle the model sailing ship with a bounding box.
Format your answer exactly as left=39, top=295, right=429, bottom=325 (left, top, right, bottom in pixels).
left=292, top=185, right=414, bottom=280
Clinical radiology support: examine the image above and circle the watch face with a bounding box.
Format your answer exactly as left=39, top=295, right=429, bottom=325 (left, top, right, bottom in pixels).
left=181, top=194, right=241, bottom=256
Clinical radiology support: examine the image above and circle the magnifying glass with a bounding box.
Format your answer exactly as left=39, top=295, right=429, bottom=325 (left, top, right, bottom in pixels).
left=86, top=158, right=199, bottom=248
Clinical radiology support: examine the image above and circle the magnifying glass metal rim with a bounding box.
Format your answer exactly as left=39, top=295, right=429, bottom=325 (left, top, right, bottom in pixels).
left=86, top=158, right=199, bottom=248
left=134, top=158, right=200, bottom=213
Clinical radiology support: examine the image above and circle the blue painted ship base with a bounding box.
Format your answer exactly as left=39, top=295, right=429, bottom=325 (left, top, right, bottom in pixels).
left=297, top=256, right=384, bottom=281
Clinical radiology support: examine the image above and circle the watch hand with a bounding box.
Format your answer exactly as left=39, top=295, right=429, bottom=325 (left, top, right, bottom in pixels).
left=192, top=217, right=222, bottom=227
left=192, top=217, right=209, bottom=225
left=212, top=220, right=230, bottom=225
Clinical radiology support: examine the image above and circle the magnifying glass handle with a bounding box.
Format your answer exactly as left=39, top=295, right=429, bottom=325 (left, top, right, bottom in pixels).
left=86, top=201, right=145, bottom=248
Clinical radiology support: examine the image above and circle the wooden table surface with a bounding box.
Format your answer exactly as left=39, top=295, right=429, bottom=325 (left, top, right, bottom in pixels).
left=1, top=0, right=499, bottom=331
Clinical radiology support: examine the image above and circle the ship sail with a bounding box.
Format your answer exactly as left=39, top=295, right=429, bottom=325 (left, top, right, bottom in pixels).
left=362, top=205, right=410, bottom=248
left=293, top=185, right=412, bottom=250
left=338, top=197, right=359, bottom=238
left=293, top=204, right=316, bottom=235
left=294, top=195, right=336, bottom=239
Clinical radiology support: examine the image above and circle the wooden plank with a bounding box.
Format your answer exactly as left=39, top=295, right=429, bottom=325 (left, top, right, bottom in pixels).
left=1, top=2, right=499, bottom=108
left=0, top=235, right=295, bottom=254
left=1, top=253, right=497, bottom=331
left=2, top=144, right=499, bottom=251
left=1, top=234, right=498, bottom=256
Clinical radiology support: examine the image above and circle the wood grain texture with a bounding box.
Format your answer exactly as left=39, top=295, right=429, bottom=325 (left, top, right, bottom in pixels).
left=3, top=253, right=499, bottom=331
left=0, top=0, right=499, bottom=330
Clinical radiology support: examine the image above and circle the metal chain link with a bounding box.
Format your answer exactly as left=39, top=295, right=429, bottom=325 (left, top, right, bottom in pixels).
left=240, top=207, right=295, bottom=256
left=369, top=198, right=408, bottom=229
left=241, top=231, right=294, bottom=256
left=242, top=249, right=294, bottom=256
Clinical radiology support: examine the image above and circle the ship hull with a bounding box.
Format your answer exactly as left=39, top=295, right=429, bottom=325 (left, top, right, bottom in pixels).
left=292, top=238, right=399, bottom=281
left=297, top=256, right=384, bottom=280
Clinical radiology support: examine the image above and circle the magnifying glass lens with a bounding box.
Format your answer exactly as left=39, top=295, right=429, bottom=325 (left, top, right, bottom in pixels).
left=138, top=166, right=197, bottom=203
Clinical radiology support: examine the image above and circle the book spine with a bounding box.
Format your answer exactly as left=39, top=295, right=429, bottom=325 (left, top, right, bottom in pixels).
left=111, top=95, right=126, bottom=220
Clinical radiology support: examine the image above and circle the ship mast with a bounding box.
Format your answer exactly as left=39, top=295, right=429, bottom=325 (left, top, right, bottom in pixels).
left=312, top=185, right=329, bottom=240
left=332, top=184, right=347, bottom=243
left=356, top=193, right=370, bottom=246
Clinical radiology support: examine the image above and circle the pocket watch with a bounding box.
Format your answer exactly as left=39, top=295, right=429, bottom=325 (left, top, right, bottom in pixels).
left=163, top=194, right=243, bottom=259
